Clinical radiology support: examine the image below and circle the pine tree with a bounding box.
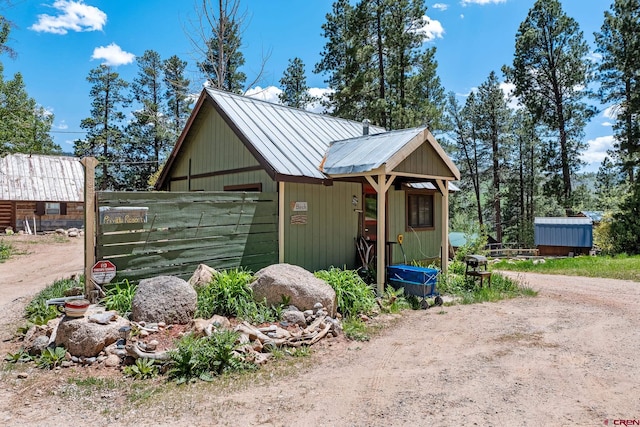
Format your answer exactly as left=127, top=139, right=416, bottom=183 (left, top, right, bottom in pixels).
left=503, top=0, right=595, bottom=208
left=594, top=0, right=640, bottom=183
left=0, top=67, right=59, bottom=156
left=123, top=50, right=173, bottom=189
left=163, top=55, right=192, bottom=137
left=405, top=47, right=447, bottom=132
left=278, top=57, right=316, bottom=109
left=476, top=71, right=512, bottom=242
left=74, top=65, right=130, bottom=190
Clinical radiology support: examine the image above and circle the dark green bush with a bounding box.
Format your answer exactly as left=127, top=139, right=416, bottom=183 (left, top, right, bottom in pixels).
left=314, top=267, right=376, bottom=317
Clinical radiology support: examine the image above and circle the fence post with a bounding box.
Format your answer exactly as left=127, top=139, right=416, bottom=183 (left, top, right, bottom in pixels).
left=81, top=157, right=99, bottom=302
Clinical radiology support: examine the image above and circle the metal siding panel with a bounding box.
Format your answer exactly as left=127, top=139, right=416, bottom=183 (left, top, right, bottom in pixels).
left=535, top=224, right=592, bottom=247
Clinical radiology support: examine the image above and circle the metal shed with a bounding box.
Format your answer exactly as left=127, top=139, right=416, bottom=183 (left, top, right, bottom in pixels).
left=534, top=217, right=593, bottom=256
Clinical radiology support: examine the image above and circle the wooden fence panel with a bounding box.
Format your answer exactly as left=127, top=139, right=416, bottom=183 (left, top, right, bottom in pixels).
left=96, top=191, right=278, bottom=282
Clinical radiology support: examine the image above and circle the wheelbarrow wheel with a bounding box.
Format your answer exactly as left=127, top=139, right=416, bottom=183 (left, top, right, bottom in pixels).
left=434, top=296, right=443, bottom=306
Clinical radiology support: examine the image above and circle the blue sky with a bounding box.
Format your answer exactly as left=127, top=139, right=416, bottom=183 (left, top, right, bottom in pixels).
left=1, top=0, right=615, bottom=172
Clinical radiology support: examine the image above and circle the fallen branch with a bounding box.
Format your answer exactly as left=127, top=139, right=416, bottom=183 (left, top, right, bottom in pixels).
left=125, top=344, right=170, bottom=361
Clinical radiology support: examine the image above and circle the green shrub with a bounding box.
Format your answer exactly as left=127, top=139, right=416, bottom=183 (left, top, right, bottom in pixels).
left=168, top=331, right=253, bottom=384
left=24, top=278, right=80, bottom=325
left=314, top=267, right=376, bottom=317
left=195, top=268, right=255, bottom=318
left=5, top=348, right=32, bottom=363
left=378, top=286, right=411, bottom=313
left=37, top=346, right=66, bottom=369
left=102, top=279, right=136, bottom=316
left=123, top=358, right=158, bottom=380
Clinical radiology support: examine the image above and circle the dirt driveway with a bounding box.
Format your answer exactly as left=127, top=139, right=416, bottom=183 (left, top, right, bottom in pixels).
left=0, top=240, right=638, bottom=426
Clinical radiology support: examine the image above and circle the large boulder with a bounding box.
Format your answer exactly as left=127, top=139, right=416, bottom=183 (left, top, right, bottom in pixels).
left=55, top=313, right=129, bottom=357
left=131, top=276, right=197, bottom=324
left=250, top=264, right=337, bottom=316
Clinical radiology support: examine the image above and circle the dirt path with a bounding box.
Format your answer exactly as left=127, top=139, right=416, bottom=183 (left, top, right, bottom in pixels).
left=0, top=234, right=83, bottom=340
left=1, top=245, right=639, bottom=426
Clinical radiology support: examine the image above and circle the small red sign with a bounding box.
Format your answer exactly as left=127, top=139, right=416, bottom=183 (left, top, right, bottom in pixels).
left=92, top=260, right=116, bottom=284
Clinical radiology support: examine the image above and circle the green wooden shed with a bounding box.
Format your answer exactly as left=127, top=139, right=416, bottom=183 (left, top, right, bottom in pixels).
left=156, top=88, right=460, bottom=293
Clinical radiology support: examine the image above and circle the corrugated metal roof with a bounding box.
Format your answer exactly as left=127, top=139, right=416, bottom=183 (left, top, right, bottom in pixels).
left=580, top=211, right=603, bottom=222
left=321, top=128, right=423, bottom=174
left=0, top=154, right=84, bottom=202
left=407, top=182, right=461, bottom=192
left=208, top=88, right=386, bottom=180
left=534, top=217, right=592, bottom=225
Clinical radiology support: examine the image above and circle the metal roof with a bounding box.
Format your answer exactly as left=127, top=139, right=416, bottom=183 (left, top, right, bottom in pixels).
left=534, top=217, right=592, bottom=225
left=207, top=88, right=386, bottom=180
left=0, top=154, right=84, bottom=202
left=321, top=128, right=424, bottom=175
left=407, top=182, right=461, bottom=192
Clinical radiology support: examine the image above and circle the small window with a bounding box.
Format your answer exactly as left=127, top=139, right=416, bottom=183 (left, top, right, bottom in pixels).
left=45, top=202, right=60, bottom=215
left=223, top=183, right=262, bottom=192
left=406, top=193, right=434, bottom=229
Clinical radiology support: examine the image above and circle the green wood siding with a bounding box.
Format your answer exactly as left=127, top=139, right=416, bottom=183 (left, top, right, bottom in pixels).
left=168, top=103, right=276, bottom=192
left=387, top=188, right=442, bottom=265
left=284, top=182, right=361, bottom=272
left=395, top=143, right=455, bottom=179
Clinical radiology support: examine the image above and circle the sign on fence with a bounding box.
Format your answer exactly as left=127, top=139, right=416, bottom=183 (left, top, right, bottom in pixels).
left=91, top=260, right=116, bottom=284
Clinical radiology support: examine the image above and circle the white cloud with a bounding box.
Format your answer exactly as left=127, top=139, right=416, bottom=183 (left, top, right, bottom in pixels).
left=461, top=0, right=507, bottom=5
left=432, top=3, right=448, bottom=11
left=306, top=88, right=333, bottom=114
left=602, top=121, right=613, bottom=127
left=581, top=135, right=615, bottom=165
left=416, top=15, right=445, bottom=41
left=30, top=0, right=106, bottom=35
left=603, top=105, right=620, bottom=120
left=245, top=85, right=282, bottom=103
left=91, top=43, right=135, bottom=66
left=56, top=120, right=69, bottom=130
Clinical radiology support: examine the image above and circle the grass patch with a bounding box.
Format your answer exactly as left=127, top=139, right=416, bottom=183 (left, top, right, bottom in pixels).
left=492, top=254, right=640, bottom=282
left=314, top=267, right=377, bottom=317
left=437, top=260, right=537, bottom=305
left=0, top=239, right=14, bottom=262
left=342, top=316, right=370, bottom=341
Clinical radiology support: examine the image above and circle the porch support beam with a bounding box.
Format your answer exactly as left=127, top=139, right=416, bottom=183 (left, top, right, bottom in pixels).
left=435, top=179, right=449, bottom=273
left=278, top=181, right=285, bottom=263
left=367, top=173, right=395, bottom=296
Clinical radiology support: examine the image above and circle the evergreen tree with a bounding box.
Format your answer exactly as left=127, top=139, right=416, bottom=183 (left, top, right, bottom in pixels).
left=315, top=0, right=368, bottom=121
left=594, top=0, right=640, bottom=183
left=125, top=50, right=173, bottom=189
left=316, top=0, right=442, bottom=130
left=0, top=14, right=16, bottom=59
left=405, top=47, right=447, bottom=132
left=476, top=71, right=512, bottom=242
left=74, top=65, right=130, bottom=190
left=594, top=156, right=627, bottom=211
left=611, top=182, right=640, bottom=254
left=503, top=0, right=595, bottom=208
left=0, top=67, right=59, bottom=155
left=446, top=92, right=487, bottom=227
left=163, top=55, right=192, bottom=137
left=278, top=57, right=316, bottom=109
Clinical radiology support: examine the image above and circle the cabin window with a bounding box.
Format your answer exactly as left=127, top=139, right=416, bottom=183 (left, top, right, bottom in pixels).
left=406, top=193, right=434, bottom=230
left=45, top=202, right=61, bottom=215
left=223, top=183, right=263, bottom=192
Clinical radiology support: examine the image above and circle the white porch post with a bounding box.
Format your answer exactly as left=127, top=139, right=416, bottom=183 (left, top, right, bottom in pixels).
left=278, top=181, right=285, bottom=264
left=436, top=180, right=449, bottom=273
